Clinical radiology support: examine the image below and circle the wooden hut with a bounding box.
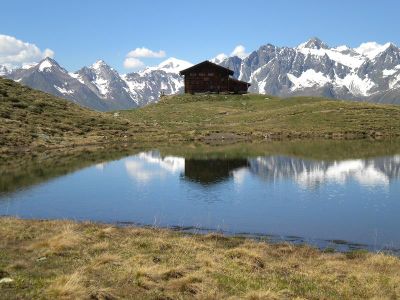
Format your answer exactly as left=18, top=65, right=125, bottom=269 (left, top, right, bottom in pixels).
left=179, top=61, right=250, bottom=94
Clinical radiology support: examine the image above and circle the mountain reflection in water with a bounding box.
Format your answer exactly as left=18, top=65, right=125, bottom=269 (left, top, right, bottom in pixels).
left=130, top=151, right=400, bottom=188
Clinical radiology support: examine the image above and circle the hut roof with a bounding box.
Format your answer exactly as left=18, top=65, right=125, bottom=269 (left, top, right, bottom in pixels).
left=179, top=60, right=234, bottom=76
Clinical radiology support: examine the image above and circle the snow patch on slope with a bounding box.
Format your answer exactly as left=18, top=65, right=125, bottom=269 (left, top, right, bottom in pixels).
left=383, top=69, right=397, bottom=77
left=69, top=72, right=84, bottom=84
left=122, top=75, right=146, bottom=92
left=54, top=85, right=74, bottom=94
left=86, top=60, right=114, bottom=96
left=21, top=62, right=37, bottom=70
left=287, top=69, right=331, bottom=90
left=389, top=73, right=400, bottom=89
left=335, top=74, right=376, bottom=96
left=140, top=57, right=192, bottom=75
left=297, top=46, right=364, bottom=69
left=38, top=59, right=53, bottom=72
left=93, top=77, right=109, bottom=95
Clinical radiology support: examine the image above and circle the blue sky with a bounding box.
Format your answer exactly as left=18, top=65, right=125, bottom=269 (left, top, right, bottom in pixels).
left=1, top=0, right=399, bottom=72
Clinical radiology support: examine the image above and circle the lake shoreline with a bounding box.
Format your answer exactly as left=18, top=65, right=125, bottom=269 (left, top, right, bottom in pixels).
left=1, top=217, right=399, bottom=299
left=4, top=216, right=399, bottom=255
left=2, top=136, right=400, bottom=162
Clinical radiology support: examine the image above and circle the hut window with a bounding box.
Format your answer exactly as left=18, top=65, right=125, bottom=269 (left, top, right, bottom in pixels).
left=190, top=72, right=196, bottom=76
left=199, top=73, right=205, bottom=76
left=208, top=72, right=214, bottom=76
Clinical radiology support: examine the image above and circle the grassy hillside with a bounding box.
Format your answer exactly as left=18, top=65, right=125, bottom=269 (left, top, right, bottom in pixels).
left=2, top=77, right=400, bottom=156
left=0, top=78, right=131, bottom=152
left=1, top=218, right=399, bottom=299
left=120, top=93, right=400, bottom=141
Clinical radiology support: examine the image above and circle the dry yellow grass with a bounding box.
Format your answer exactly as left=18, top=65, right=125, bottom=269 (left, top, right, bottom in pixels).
left=0, top=217, right=399, bottom=299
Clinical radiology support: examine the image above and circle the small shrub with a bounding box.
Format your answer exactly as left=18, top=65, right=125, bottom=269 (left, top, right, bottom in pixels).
left=12, top=102, right=28, bottom=109
left=0, top=111, right=11, bottom=118
left=29, top=106, right=43, bottom=114
left=7, top=97, right=20, bottom=103
left=35, top=100, right=48, bottom=108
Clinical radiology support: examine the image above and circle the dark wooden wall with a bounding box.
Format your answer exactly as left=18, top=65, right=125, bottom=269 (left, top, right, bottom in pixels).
left=184, top=64, right=231, bottom=94
left=228, top=79, right=251, bottom=94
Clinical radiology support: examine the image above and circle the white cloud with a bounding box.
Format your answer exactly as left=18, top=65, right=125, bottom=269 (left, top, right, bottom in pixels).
left=126, top=47, right=166, bottom=58
left=211, top=45, right=249, bottom=63
left=0, top=34, right=54, bottom=68
left=123, top=47, right=166, bottom=69
left=230, top=45, right=248, bottom=59
left=123, top=57, right=145, bottom=69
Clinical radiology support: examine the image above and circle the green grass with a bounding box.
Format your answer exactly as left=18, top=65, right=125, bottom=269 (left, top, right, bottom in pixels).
left=2, top=77, right=400, bottom=157
left=119, top=93, right=400, bottom=141
left=157, top=139, right=400, bottom=161
left=0, top=217, right=399, bottom=299
left=0, top=78, right=132, bottom=152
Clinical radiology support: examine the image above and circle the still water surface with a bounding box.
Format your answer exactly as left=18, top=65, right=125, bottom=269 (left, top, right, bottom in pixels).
left=1, top=150, right=400, bottom=252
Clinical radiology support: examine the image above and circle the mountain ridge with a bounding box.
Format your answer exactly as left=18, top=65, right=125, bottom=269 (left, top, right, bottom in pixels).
left=218, top=38, right=400, bottom=102
left=3, top=57, right=193, bottom=111
left=1, top=38, right=400, bottom=110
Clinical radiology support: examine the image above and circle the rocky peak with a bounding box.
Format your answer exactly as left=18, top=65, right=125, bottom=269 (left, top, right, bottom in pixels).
left=37, top=57, right=63, bottom=72
left=91, top=60, right=114, bottom=71
left=299, top=37, right=329, bottom=50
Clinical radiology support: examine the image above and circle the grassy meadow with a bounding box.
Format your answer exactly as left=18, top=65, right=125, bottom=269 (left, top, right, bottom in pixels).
left=1, top=218, right=399, bottom=299
left=2, top=77, right=400, bottom=158
left=0, top=78, right=135, bottom=151
left=119, top=93, right=400, bottom=141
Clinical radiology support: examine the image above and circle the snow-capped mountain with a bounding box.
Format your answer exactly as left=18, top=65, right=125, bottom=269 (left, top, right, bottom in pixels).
left=123, top=58, right=191, bottom=106
left=3, top=57, right=192, bottom=110
left=7, top=58, right=112, bottom=111
left=2, top=38, right=400, bottom=111
left=141, top=57, right=192, bottom=74
left=217, top=37, right=400, bottom=103
left=72, top=60, right=136, bottom=110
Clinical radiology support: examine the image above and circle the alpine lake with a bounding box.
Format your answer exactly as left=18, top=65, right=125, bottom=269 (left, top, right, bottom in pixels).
left=1, top=139, right=400, bottom=254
